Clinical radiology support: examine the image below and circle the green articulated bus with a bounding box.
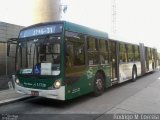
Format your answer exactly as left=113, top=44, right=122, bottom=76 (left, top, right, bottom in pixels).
left=7, top=21, right=157, bottom=100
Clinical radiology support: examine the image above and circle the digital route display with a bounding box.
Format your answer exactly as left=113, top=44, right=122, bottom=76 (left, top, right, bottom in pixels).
left=19, top=24, right=63, bottom=38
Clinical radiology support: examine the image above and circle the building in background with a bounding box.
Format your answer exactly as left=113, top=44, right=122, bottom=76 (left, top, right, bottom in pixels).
left=0, top=22, right=23, bottom=76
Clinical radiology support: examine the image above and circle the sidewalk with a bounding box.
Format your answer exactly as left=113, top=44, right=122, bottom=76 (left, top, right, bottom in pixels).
left=0, top=88, right=29, bottom=105
left=0, top=75, right=30, bottom=105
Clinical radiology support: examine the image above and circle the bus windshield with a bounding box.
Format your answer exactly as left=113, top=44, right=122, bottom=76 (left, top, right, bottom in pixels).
left=16, top=35, right=61, bottom=76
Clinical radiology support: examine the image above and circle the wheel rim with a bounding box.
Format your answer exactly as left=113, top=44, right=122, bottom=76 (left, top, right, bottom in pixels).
left=133, top=70, right=136, bottom=79
left=96, top=78, right=103, bottom=90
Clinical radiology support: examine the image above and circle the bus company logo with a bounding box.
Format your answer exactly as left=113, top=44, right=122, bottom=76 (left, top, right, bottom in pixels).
left=24, top=82, right=46, bottom=88
left=24, top=82, right=32, bottom=86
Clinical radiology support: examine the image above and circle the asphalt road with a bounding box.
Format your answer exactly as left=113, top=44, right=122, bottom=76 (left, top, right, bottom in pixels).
left=0, top=71, right=160, bottom=120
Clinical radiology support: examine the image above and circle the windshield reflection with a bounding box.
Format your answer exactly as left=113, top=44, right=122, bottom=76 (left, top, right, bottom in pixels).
left=16, top=36, right=61, bottom=76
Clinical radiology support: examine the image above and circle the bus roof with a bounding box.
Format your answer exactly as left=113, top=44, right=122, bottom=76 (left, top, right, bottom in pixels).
left=20, top=21, right=108, bottom=39
left=63, top=21, right=108, bottom=39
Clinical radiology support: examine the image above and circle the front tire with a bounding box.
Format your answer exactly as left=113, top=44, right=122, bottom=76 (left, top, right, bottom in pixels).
left=93, top=73, right=105, bottom=96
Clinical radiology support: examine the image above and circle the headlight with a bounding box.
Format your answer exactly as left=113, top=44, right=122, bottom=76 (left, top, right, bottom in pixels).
left=54, top=80, right=61, bottom=89
left=15, top=78, right=20, bottom=84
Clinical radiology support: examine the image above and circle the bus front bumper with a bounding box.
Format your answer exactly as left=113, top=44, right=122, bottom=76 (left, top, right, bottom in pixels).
left=15, top=84, right=65, bottom=100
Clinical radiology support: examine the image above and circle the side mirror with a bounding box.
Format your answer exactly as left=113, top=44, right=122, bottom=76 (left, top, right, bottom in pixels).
left=7, top=38, right=18, bottom=57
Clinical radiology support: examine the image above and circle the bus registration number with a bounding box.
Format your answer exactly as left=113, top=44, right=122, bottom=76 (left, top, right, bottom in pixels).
left=31, top=91, right=39, bottom=96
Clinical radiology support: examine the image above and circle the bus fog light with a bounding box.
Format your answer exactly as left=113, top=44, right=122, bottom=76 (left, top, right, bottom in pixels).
left=54, top=80, right=61, bottom=89
left=15, top=79, right=20, bottom=84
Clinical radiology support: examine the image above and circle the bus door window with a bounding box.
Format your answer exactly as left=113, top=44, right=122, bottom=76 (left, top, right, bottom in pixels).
left=65, top=31, right=85, bottom=84
left=153, top=49, right=157, bottom=68
left=65, top=32, right=85, bottom=66
left=145, top=47, right=149, bottom=70
left=109, top=40, right=117, bottom=80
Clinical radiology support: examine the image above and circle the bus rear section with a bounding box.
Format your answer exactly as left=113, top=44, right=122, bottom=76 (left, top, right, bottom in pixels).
left=109, top=40, right=157, bottom=84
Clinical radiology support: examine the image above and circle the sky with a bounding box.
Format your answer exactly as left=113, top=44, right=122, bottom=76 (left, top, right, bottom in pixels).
left=0, top=0, right=34, bottom=26
left=0, top=0, right=160, bottom=51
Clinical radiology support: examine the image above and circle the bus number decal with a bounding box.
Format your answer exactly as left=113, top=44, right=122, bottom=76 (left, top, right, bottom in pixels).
left=33, top=27, right=55, bottom=36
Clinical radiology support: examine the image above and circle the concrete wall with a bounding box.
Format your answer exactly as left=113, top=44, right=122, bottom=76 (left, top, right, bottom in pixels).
left=0, top=22, right=23, bottom=76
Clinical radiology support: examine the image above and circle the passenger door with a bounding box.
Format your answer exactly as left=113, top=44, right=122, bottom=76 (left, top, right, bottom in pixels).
left=109, top=40, right=118, bottom=83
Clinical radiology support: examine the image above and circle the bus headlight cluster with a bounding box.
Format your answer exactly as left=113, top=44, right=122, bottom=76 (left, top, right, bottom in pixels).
left=15, top=78, right=20, bottom=84
left=54, top=80, right=61, bottom=89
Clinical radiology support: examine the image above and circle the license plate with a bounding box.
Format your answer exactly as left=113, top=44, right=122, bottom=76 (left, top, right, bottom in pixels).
left=31, top=91, right=39, bottom=96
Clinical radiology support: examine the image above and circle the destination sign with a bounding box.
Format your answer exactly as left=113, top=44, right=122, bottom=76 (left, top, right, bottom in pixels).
left=19, top=24, right=63, bottom=38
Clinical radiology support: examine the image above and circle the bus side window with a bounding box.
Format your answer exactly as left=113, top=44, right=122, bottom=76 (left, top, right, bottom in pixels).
left=65, top=40, right=74, bottom=67
left=119, top=43, right=127, bottom=62
left=87, top=37, right=98, bottom=65
left=135, top=46, right=140, bottom=61
left=127, top=44, right=134, bottom=62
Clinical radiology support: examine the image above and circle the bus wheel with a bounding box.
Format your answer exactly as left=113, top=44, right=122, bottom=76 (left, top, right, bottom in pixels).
left=132, top=67, right=137, bottom=82
left=93, top=73, right=105, bottom=96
